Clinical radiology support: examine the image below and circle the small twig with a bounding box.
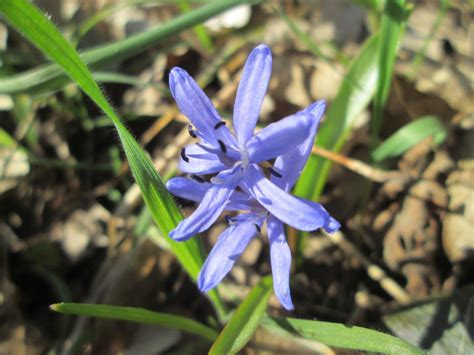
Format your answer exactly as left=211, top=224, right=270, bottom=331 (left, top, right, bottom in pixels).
left=311, top=146, right=408, bottom=183
left=325, top=231, right=411, bottom=304
left=140, top=108, right=178, bottom=146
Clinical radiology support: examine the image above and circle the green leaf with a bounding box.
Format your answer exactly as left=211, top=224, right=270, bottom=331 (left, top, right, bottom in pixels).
left=351, top=0, right=386, bottom=12
left=92, top=71, right=147, bottom=86
left=371, top=115, right=447, bottom=162
left=0, top=128, right=19, bottom=148
left=50, top=303, right=218, bottom=342
left=262, top=316, right=426, bottom=355
left=372, top=0, right=408, bottom=142
left=0, top=0, right=228, bottom=318
left=209, top=276, right=273, bottom=355
left=295, top=34, right=380, bottom=201
left=0, top=0, right=251, bottom=95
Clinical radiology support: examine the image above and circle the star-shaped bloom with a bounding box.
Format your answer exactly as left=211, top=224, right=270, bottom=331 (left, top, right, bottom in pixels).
left=168, top=44, right=334, bottom=242
left=167, top=100, right=340, bottom=310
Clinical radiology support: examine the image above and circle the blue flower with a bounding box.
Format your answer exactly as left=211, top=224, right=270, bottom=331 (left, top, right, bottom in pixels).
left=167, top=99, right=340, bottom=310
left=168, top=44, right=334, bottom=243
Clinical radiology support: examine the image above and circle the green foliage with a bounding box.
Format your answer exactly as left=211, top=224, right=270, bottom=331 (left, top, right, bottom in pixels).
left=0, top=0, right=234, bottom=318
left=1, top=2, right=450, bottom=353
left=0, top=0, right=250, bottom=95
left=263, top=317, right=426, bottom=354
left=209, top=276, right=273, bottom=354
left=178, top=2, right=215, bottom=53
left=295, top=34, right=380, bottom=201
left=51, top=303, right=218, bottom=342
left=372, top=0, right=408, bottom=142
left=372, top=116, right=447, bottom=162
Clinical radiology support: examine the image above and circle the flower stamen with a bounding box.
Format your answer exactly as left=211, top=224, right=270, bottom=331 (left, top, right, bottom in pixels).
left=188, top=124, right=197, bottom=138
left=224, top=215, right=236, bottom=225
left=214, top=121, right=226, bottom=129
left=180, top=147, right=189, bottom=162
left=217, top=139, right=227, bottom=153
left=268, top=167, right=282, bottom=178
left=254, top=223, right=262, bottom=235
left=190, top=174, right=205, bottom=183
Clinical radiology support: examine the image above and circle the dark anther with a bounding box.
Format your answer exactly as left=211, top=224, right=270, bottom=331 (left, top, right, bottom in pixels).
left=224, top=215, right=235, bottom=225
left=188, top=124, right=197, bottom=138
left=254, top=224, right=262, bottom=235
left=180, top=147, right=189, bottom=162
left=190, top=174, right=205, bottom=183
left=268, top=167, right=282, bottom=178
left=217, top=139, right=227, bottom=153
left=214, top=121, right=226, bottom=129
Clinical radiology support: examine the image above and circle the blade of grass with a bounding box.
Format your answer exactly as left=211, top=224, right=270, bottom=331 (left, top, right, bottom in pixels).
left=0, top=0, right=228, bottom=319
left=261, top=316, right=425, bottom=355
left=277, top=7, right=331, bottom=62
left=371, top=0, right=408, bottom=143
left=92, top=71, right=147, bottom=86
left=351, top=0, right=385, bottom=13
left=295, top=34, right=380, bottom=201
left=209, top=276, right=273, bottom=355
left=50, top=303, right=218, bottom=342
left=0, top=0, right=254, bottom=95
left=409, top=0, right=450, bottom=74
left=178, top=2, right=215, bottom=53
left=276, top=6, right=348, bottom=65
left=372, top=115, right=447, bottom=162
left=72, top=0, right=160, bottom=45
left=0, top=128, right=20, bottom=148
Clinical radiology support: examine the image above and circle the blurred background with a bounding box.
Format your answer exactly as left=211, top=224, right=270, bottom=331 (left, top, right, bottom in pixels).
left=0, top=0, right=473, bottom=354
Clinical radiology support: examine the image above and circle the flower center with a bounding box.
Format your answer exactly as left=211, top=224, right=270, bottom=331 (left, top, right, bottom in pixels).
left=239, top=145, right=249, bottom=168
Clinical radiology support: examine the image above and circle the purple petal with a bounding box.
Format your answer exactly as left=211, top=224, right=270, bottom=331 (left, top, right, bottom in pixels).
left=267, top=216, right=294, bottom=310
left=198, top=214, right=263, bottom=292
left=246, top=113, right=315, bottom=164
left=169, top=167, right=241, bottom=241
left=324, top=217, right=341, bottom=233
left=169, top=67, right=238, bottom=149
left=166, top=177, right=210, bottom=202
left=272, top=100, right=326, bottom=191
left=179, top=144, right=228, bottom=174
left=316, top=204, right=341, bottom=233
left=240, top=164, right=332, bottom=231
left=227, top=191, right=255, bottom=211
left=167, top=176, right=255, bottom=212
left=302, top=99, right=326, bottom=117
left=233, top=44, right=272, bottom=144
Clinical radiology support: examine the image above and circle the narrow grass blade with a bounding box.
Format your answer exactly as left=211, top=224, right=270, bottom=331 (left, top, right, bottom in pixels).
left=209, top=276, right=273, bottom=355
left=277, top=7, right=332, bottom=63
left=178, top=2, right=215, bottom=53
left=92, top=71, right=147, bottom=86
left=72, top=0, right=158, bottom=45
left=371, top=0, right=408, bottom=142
left=262, top=317, right=426, bottom=355
left=372, top=115, right=447, bottom=162
left=295, top=34, right=380, bottom=201
left=410, top=0, right=450, bottom=74
left=0, top=0, right=227, bottom=318
left=50, top=303, right=218, bottom=342
left=0, top=0, right=251, bottom=95
left=351, top=0, right=386, bottom=12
